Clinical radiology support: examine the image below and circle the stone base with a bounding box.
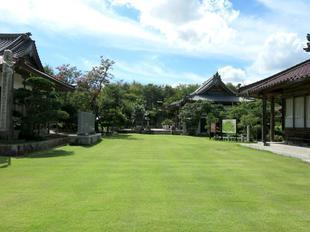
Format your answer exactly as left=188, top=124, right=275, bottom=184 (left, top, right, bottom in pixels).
left=69, top=133, right=102, bottom=145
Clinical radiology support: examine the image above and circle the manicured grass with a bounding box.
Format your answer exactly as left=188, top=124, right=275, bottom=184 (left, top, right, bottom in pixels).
left=0, top=134, right=309, bottom=232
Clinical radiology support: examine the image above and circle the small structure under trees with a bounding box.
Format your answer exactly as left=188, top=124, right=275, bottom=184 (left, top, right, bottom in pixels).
left=171, top=72, right=242, bottom=135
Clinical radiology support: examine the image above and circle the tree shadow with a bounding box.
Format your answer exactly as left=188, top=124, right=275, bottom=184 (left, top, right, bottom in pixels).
left=103, top=134, right=141, bottom=141
left=71, top=139, right=103, bottom=148
left=25, top=149, right=74, bottom=158
left=0, top=156, right=11, bottom=168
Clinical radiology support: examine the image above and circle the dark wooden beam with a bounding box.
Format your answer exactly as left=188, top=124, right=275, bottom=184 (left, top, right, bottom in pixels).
left=281, top=97, right=285, bottom=139
left=270, top=97, right=275, bottom=142
left=262, top=97, right=267, bottom=145
left=304, top=95, right=307, bottom=129
left=293, top=97, right=295, bottom=129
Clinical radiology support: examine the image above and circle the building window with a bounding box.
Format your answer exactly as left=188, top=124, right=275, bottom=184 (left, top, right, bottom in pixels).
left=285, top=98, right=293, bottom=128
left=307, top=95, right=310, bottom=128
left=294, top=97, right=305, bottom=128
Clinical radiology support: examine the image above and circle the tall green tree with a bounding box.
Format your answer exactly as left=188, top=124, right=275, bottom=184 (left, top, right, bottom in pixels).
left=79, top=57, right=115, bottom=132
left=43, top=65, right=55, bottom=76
left=227, top=100, right=262, bottom=139
left=14, top=77, right=69, bottom=139
left=98, top=83, right=127, bottom=133
left=55, top=64, right=83, bottom=85
left=179, top=101, right=225, bottom=136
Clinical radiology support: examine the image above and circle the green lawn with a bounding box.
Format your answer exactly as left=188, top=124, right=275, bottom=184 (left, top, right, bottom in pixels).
left=0, top=134, right=309, bottom=232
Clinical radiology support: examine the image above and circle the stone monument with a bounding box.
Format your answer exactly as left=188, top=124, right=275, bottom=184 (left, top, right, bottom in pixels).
left=77, top=112, right=95, bottom=135
left=69, top=111, right=101, bottom=145
left=0, top=50, right=14, bottom=140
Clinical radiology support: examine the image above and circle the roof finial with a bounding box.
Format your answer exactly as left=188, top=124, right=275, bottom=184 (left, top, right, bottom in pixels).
left=26, top=32, right=32, bottom=37
left=214, top=72, right=221, bottom=80
left=304, top=33, right=310, bottom=52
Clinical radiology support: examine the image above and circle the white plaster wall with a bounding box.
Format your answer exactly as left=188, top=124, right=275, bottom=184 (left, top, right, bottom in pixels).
left=0, top=71, right=27, bottom=89
left=14, top=73, right=25, bottom=89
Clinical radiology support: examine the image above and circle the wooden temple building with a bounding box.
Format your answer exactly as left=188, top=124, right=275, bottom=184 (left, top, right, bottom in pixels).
left=239, top=59, right=310, bottom=145
left=171, top=72, right=242, bottom=134
left=0, top=32, right=74, bottom=139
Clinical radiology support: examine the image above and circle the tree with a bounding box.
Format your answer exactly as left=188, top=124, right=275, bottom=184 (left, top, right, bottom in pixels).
left=227, top=100, right=262, bottom=140
left=132, top=102, right=146, bottom=130
left=78, top=57, right=115, bottom=132
left=205, top=104, right=225, bottom=130
left=55, top=64, right=83, bottom=85
left=59, top=91, right=93, bottom=131
left=97, top=83, right=127, bottom=133
left=226, top=83, right=238, bottom=93
left=43, top=65, right=55, bottom=76
left=164, top=84, right=199, bottom=105
left=179, top=101, right=224, bottom=135
left=14, top=77, right=69, bottom=139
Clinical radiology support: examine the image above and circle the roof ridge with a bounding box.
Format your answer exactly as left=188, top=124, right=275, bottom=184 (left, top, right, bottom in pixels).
left=192, top=72, right=236, bottom=96
left=22, top=62, right=75, bottom=90
left=263, top=59, right=310, bottom=83
left=0, top=32, right=31, bottom=38
left=193, top=76, right=213, bottom=94
left=239, top=59, right=310, bottom=92
left=0, top=33, right=33, bottom=52
left=0, top=32, right=44, bottom=71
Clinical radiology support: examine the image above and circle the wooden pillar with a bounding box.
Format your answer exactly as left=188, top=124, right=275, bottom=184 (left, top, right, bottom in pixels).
left=262, top=97, right=267, bottom=146
left=304, top=95, right=307, bottom=128
left=270, top=97, right=275, bottom=142
left=281, top=98, right=285, bottom=131
left=281, top=97, right=286, bottom=142
left=293, top=97, right=295, bottom=128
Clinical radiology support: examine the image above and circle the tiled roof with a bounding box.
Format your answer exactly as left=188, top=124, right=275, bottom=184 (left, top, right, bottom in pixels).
left=169, top=72, right=241, bottom=107
left=0, top=32, right=74, bottom=91
left=0, top=32, right=43, bottom=71
left=239, top=59, right=310, bottom=95
left=191, top=72, right=236, bottom=96
left=20, top=62, right=75, bottom=91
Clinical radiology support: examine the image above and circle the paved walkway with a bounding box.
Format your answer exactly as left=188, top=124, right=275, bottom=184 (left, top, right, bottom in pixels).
left=241, top=142, right=310, bottom=163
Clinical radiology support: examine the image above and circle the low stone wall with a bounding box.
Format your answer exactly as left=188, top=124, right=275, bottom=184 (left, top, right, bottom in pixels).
left=0, top=136, right=69, bottom=156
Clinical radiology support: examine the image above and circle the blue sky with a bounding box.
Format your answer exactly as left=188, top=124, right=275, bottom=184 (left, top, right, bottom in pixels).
left=0, top=0, right=309, bottom=86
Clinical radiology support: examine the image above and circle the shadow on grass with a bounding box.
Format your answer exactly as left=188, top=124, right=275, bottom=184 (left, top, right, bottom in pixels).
left=25, top=150, right=74, bottom=158
left=103, top=134, right=142, bottom=141
left=0, top=156, right=11, bottom=168
left=72, top=139, right=103, bottom=149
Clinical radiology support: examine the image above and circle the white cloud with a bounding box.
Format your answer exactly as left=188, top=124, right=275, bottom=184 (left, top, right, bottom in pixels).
left=218, top=66, right=246, bottom=84
left=113, top=59, right=206, bottom=85
left=0, top=0, right=309, bottom=85
left=219, top=32, right=308, bottom=86
left=251, top=32, right=308, bottom=75
left=112, top=0, right=239, bottom=51
left=0, top=0, right=307, bottom=60
left=0, top=0, right=158, bottom=42
left=219, top=32, right=308, bottom=85
left=0, top=0, right=242, bottom=57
